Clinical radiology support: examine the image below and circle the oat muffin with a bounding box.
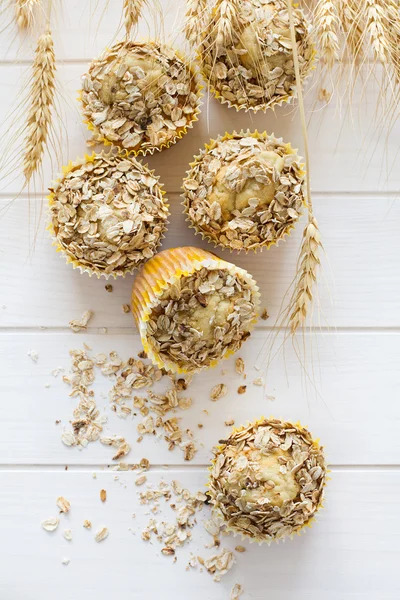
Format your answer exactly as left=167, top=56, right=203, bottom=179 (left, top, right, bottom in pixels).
left=131, top=247, right=260, bottom=373
left=80, top=40, right=202, bottom=155
left=208, top=418, right=326, bottom=543
left=197, top=0, right=314, bottom=111
left=49, top=152, right=169, bottom=278
left=183, top=131, right=305, bottom=251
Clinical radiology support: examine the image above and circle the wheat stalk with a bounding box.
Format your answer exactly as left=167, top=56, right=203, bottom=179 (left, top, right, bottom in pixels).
left=124, top=0, right=146, bottom=37
left=314, top=0, right=340, bottom=68
left=23, top=28, right=56, bottom=184
left=215, top=0, right=238, bottom=50
left=289, top=217, right=322, bottom=333
left=184, top=0, right=208, bottom=46
left=15, top=0, right=41, bottom=29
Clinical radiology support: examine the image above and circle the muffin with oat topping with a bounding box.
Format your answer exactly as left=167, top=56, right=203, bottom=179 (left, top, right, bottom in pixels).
left=197, top=0, right=314, bottom=112
left=80, top=40, right=202, bottom=155
left=208, top=418, right=326, bottom=543
left=183, top=131, right=305, bottom=251
left=49, top=152, right=169, bottom=278
left=131, top=247, right=260, bottom=373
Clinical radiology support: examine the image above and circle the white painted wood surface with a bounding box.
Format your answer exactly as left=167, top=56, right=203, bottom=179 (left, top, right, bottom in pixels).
left=0, top=1, right=399, bottom=598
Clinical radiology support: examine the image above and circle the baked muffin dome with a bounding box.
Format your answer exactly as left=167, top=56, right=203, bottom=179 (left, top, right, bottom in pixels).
left=208, top=418, right=327, bottom=543
left=183, top=131, right=305, bottom=251
left=197, top=0, right=314, bottom=111
left=49, top=152, right=169, bottom=278
left=81, top=40, right=202, bottom=155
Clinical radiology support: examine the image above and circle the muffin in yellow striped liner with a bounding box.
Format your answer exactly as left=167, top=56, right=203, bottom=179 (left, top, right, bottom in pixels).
left=183, top=130, right=306, bottom=252
left=196, top=0, right=315, bottom=113
left=131, top=247, right=260, bottom=373
left=208, top=417, right=327, bottom=544
left=80, top=40, right=203, bottom=156
left=48, top=151, right=169, bottom=279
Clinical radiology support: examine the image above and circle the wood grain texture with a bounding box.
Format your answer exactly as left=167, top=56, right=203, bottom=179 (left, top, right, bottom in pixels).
left=0, top=469, right=399, bottom=600
left=1, top=1, right=400, bottom=598
left=1, top=331, right=399, bottom=466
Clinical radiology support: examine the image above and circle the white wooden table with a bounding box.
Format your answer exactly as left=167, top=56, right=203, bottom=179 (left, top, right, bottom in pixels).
left=0, top=2, right=399, bottom=598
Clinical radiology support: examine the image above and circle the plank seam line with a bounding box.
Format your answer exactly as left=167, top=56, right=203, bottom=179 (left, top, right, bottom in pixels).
left=0, top=464, right=399, bottom=472
left=2, top=326, right=400, bottom=334
left=0, top=191, right=399, bottom=201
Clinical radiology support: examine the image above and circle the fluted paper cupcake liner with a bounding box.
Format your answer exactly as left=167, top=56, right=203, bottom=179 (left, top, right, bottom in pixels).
left=79, top=40, right=203, bottom=157
left=182, top=130, right=306, bottom=253
left=131, top=246, right=261, bottom=373
left=207, top=417, right=327, bottom=545
left=48, top=151, right=169, bottom=280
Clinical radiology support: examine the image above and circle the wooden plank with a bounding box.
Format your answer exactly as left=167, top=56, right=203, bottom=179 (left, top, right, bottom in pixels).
left=1, top=195, right=399, bottom=328
left=0, top=468, right=399, bottom=599
left=0, top=62, right=398, bottom=195
left=1, top=331, right=399, bottom=465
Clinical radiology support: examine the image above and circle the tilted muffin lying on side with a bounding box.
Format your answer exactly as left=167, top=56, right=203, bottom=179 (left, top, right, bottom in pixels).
left=131, top=247, right=260, bottom=373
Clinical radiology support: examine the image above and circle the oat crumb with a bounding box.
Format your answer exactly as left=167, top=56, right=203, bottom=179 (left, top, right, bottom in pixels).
left=69, top=310, right=93, bottom=332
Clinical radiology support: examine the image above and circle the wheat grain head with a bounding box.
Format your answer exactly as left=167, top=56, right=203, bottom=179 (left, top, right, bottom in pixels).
left=124, top=0, right=146, bottom=37
left=314, top=0, right=340, bottom=68
left=23, top=28, right=56, bottom=184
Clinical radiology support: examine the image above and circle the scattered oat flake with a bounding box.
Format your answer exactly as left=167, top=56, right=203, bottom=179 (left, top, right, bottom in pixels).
left=95, top=527, right=109, bottom=542
left=253, top=377, right=264, bottom=386
left=100, top=489, right=107, bottom=502
left=56, top=496, right=70, bottom=513
left=235, top=358, right=245, bottom=375
left=105, top=284, right=113, bottom=292
left=261, top=308, right=269, bottom=320
left=231, top=584, right=243, bottom=599
left=27, top=350, right=39, bottom=363
left=135, top=475, right=147, bottom=486
left=237, top=385, right=247, bottom=394
left=42, top=517, right=59, bottom=532
left=235, top=545, right=246, bottom=553
left=210, top=383, right=228, bottom=401
left=61, top=431, right=77, bottom=447
left=122, top=304, right=131, bottom=313
left=83, top=520, right=92, bottom=529
left=52, top=367, right=64, bottom=377
left=62, top=558, right=70, bottom=566
left=318, top=88, right=332, bottom=102
left=225, top=419, right=235, bottom=427
left=69, top=310, right=93, bottom=332
left=63, top=529, right=72, bottom=541
left=203, top=548, right=235, bottom=581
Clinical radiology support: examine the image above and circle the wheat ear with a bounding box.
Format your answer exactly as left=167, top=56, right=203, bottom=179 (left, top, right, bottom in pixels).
left=314, top=0, right=340, bottom=68
left=287, top=0, right=322, bottom=335
left=22, top=28, right=56, bottom=184
left=124, top=0, right=146, bottom=37
left=289, top=218, right=322, bottom=333
left=15, top=0, right=41, bottom=29
left=184, top=0, right=208, bottom=46
left=365, top=0, right=392, bottom=64
left=375, top=0, right=400, bottom=82
left=338, top=0, right=365, bottom=62
left=215, top=0, right=238, bottom=50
